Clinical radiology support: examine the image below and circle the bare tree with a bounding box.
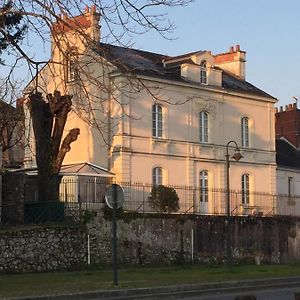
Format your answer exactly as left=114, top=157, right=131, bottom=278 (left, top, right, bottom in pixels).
left=0, top=82, right=24, bottom=168
left=0, top=0, right=192, bottom=202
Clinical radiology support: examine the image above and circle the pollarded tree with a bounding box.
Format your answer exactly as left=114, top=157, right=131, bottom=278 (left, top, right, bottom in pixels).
left=27, top=91, right=79, bottom=202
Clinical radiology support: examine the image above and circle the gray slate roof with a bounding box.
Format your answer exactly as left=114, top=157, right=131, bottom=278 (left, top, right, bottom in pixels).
left=96, top=43, right=275, bottom=99
left=276, top=139, right=300, bottom=169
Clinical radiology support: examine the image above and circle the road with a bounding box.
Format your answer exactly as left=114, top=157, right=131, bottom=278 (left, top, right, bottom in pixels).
left=184, top=286, right=300, bottom=300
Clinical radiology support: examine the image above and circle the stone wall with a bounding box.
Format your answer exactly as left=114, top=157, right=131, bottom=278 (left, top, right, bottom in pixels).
left=87, top=214, right=298, bottom=266
left=194, top=216, right=294, bottom=264
left=87, top=215, right=194, bottom=265
left=0, top=214, right=299, bottom=273
left=0, top=225, right=86, bottom=273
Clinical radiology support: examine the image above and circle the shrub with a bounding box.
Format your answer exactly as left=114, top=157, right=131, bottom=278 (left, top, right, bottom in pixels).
left=149, top=185, right=180, bottom=213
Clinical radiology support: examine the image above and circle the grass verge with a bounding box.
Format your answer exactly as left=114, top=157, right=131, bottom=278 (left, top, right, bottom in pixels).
left=1, top=264, right=300, bottom=298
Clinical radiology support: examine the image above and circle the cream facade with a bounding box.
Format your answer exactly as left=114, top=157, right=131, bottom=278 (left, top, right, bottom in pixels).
left=23, top=7, right=278, bottom=214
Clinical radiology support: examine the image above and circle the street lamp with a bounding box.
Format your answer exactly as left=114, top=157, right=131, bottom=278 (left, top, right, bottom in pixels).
left=225, top=140, right=243, bottom=267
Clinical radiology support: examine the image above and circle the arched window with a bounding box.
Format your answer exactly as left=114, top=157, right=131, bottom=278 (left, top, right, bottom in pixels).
left=241, top=117, right=249, bottom=147
left=152, top=104, right=163, bottom=138
left=199, top=111, right=209, bottom=143
left=241, top=174, right=250, bottom=204
left=66, top=49, right=78, bottom=82
left=152, top=167, right=163, bottom=186
left=200, top=60, right=207, bottom=84
left=199, top=170, right=208, bottom=202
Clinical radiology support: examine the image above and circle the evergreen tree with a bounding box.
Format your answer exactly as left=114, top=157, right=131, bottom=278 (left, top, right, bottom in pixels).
left=0, top=1, right=27, bottom=63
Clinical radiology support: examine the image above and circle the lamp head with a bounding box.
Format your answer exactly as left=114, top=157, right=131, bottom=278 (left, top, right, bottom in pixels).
left=232, top=147, right=243, bottom=161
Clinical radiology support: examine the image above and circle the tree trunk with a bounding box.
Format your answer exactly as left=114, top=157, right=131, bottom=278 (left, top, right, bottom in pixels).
left=28, top=91, right=79, bottom=203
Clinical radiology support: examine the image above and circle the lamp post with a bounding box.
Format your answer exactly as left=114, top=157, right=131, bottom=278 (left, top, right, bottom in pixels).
left=225, top=140, right=243, bottom=268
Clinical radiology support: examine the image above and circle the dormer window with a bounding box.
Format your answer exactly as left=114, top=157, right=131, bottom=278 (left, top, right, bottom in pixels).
left=200, top=60, right=207, bottom=84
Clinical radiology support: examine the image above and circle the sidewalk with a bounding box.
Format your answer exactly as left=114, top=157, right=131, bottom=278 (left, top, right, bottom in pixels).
left=12, top=276, right=300, bottom=300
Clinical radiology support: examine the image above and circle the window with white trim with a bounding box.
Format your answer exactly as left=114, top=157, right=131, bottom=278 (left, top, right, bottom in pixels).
left=152, top=104, right=163, bottom=138
left=199, top=170, right=208, bottom=202
left=199, top=111, right=209, bottom=143
left=241, top=117, right=249, bottom=147
left=200, top=60, right=207, bottom=84
left=288, top=177, right=294, bottom=198
left=152, top=167, right=163, bottom=186
left=67, top=49, right=78, bottom=82
left=241, top=174, right=250, bottom=204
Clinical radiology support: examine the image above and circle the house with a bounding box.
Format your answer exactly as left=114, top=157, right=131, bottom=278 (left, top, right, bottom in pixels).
left=23, top=6, right=278, bottom=215
left=275, top=103, right=300, bottom=215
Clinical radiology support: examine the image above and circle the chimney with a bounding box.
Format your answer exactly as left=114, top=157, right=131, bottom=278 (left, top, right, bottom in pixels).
left=52, top=6, right=101, bottom=42
left=214, top=44, right=246, bottom=80
left=275, top=102, right=300, bottom=148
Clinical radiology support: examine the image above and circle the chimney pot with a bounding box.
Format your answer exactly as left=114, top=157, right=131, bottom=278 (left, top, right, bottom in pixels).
left=289, top=104, right=293, bottom=110
left=230, top=46, right=234, bottom=52
left=236, top=45, right=240, bottom=51
left=293, top=103, right=297, bottom=109
left=91, top=4, right=96, bottom=12
left=84, top=6, right=89, bottom=13
left=285, top=105, right=289, bottom=111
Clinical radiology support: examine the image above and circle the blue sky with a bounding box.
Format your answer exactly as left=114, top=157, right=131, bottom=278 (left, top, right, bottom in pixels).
left=126, top=0, right=300, bottom=107
left=3, top=1, right=299, bottom=107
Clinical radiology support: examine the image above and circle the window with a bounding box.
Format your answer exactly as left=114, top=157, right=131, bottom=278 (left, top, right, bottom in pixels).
left=199, top=170, right=208, bottom=202
left=199, top=111, right=209, bottom=143
left=152, top=167, right=163, bottom=186
left=241, top=117, right=249, bottom=147
left=288, top=177, right=294, bottom=198
left=241, top=174, right=250, bottom=204
left=152, top=104, right=163, bottom=138
left=67, top=49, right=78, bottom=82
left=200, top=60, right=207, bottom=84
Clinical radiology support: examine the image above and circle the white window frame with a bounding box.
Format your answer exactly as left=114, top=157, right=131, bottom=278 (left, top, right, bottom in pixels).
left=200, top=60, right=207, bottom=84
left=288, top=176, right=294, bottom=198
left=199, top=170, right=208, bottom=202
left=241, top=117, right=249, bottom=147
left=199, top=111, right=209, bottom=143
left=152, top=104, right=163, bottom=138
left=67, top=50, right=78, bottom=82
left=241, top=174, right=250, bottom=204
left=152, top=167, right=163, bottom=186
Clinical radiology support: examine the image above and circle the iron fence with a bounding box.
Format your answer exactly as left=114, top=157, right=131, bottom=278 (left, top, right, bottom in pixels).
left=57, top=179, right=300, bottom=217
left=2, top=178, right=300, bottom=226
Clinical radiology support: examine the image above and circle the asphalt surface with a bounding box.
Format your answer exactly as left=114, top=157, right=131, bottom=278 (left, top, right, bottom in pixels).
left=185, top=286, right=300, bottom=299
left=11, top=276, right=300, bottom=300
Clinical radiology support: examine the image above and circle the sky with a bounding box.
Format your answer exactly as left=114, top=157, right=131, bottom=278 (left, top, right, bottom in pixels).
left=126, top=0, right=300, bottom=107
left=3, top=0, right=299, bottom=107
